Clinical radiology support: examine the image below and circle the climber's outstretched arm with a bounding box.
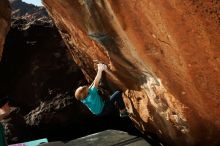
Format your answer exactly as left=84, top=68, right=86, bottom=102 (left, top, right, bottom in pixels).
left=89, top=63, right=106, bottom=88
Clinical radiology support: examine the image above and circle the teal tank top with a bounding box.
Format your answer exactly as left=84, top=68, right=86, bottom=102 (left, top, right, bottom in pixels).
left=81, top=86, right=104, bottom=115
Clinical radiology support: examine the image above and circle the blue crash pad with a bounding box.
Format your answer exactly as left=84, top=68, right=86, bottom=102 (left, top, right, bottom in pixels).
left=9, top=138, right=48, bottom=146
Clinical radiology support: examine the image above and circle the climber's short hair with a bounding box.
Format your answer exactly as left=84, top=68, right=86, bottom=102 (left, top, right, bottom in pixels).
left=74, top=86, right=88, bottom=100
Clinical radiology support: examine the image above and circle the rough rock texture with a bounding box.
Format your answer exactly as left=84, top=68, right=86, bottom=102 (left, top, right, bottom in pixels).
left=0, top=17, right=89, bottom=143
left=9, top=0, right=50, bottom=22
left=0, top=0, right=11, bottom=60
left=1, top=15, right=140, bottom=145
left=43, top=0, right=220, bottom=146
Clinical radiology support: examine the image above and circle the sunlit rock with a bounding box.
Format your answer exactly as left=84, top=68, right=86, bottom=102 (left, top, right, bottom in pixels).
left=43, top=0, right=220, bottom=145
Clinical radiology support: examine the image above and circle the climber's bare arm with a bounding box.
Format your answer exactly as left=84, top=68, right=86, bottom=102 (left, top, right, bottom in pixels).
left=89, top=63, right=105, bottom=88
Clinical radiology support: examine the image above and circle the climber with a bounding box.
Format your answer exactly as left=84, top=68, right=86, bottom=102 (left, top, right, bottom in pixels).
left=0, top=96, right=10, bottom=146
left=74, top=63, right=129, bottom=118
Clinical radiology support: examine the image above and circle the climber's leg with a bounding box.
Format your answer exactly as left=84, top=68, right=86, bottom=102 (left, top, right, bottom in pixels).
left=109, top=91, right=125, bottom=110
left=109, top=91, right=129, bottom=118
left=98, top=91, right=123, bottom=116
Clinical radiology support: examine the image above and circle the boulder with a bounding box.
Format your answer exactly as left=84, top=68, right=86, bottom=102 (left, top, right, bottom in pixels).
left=42, top=0, right=220, bottom=145
left=0, top=0, right=11, bottom=60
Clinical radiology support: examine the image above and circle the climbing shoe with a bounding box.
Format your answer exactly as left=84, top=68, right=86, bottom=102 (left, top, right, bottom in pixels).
left=119, top=110, right=129, bottom=118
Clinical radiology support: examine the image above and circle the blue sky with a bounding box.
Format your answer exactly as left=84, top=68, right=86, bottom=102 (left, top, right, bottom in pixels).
left=22, top=0, right=43, bottom=6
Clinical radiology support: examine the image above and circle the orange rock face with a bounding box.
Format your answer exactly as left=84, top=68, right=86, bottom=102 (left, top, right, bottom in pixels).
left=0, top=0, right=11, bottom=60
left=43, top=0, right=220, bottom=145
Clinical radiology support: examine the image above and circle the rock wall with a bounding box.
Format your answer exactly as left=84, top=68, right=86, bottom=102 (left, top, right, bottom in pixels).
left=0, top=0, right=11, bottom=60
left=43, top=0, right=220, bottom=146
left=0, top=18, right=87, bottom=143
left=1, top=16, right=139, bottom=144
left=9, top=0, right=49, bottom=21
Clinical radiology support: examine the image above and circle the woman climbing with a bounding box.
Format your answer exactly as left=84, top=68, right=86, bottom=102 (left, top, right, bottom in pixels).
left=74, top=63, right=129, bottom=118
